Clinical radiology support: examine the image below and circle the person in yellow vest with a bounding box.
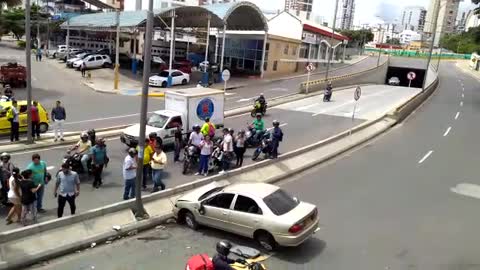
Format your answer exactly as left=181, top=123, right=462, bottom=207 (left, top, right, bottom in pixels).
left=201, top=117, right=216, bottom=138
left=7, top=100, right=19, bottom=142
left=137, top=139, right=154, bottom=190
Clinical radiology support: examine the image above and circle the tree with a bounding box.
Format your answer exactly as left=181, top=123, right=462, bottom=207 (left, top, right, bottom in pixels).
left=386, top=38, right=401, bottom=45
left=440, top=26, right=480, bottom=53
left=1, top=8, right=25, bottom=40
left=339, top=29, right=374, bottom=48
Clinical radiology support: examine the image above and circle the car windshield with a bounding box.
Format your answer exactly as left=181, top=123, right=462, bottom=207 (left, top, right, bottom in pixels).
left=199, top=187, right=223, bottom=201
left=147, top=114, right=169, bottom=128
left=263, top=189, right=299, bottom=216
left=158, top=71, right=169, bottom=77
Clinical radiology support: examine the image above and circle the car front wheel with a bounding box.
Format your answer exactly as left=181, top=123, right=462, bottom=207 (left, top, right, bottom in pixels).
left=39, top=123, right=49, bottom=133
left=184, top=211, right=199, bottom=230
left=182, top=79, right=187, bottom=85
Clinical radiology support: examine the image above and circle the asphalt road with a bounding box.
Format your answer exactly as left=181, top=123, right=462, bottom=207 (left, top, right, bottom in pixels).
left=26, top=62, right=480, bottom=270
left=0, top=85, right=419, bottom=232
left=0, top=42, right=387, bottom=136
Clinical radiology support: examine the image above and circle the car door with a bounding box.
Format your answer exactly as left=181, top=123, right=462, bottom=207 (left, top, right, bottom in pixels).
left=163, top=116, right=182, bottom=145
left=198, top=193, right=235, bottom=231
left=93, top=56, right=102, bottom=67
left=18, top=105, right=28, bottom=130
left=85, top=56, right=96, bottom=68
left=172, top=71, right=183, bottom=85
left=229, top=195, right=264, bottom=237
left=0, top=106, right=11, bottom=134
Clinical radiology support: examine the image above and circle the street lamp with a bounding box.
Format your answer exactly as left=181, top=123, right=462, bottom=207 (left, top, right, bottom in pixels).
left=324, top=0, right=340, bottom=80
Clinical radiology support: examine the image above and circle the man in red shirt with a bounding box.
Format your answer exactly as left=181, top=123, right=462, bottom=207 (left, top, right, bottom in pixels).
left=31, top=101, right=40, bottom=140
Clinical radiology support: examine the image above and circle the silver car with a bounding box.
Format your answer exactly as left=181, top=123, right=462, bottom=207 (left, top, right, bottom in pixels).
left=173, top=181, right=320, bottom=251
left=388, top=77, right=400, bottom=86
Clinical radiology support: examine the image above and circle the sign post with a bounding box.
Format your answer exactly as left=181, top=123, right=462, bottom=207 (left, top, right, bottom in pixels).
left=221, top=69, right=231, bottom=117
left=305, top=63, right=315, bottom=94
left=350, top=86, right=362, bottom=136
left=407, top=71, right=416, bottom=88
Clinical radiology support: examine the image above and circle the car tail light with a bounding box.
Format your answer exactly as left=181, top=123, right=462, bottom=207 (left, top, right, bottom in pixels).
left=288, top=224, right=304, bottom=234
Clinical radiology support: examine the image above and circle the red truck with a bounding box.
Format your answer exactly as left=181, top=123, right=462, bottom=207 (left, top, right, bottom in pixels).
left=0, top=62, right=27, bottom=88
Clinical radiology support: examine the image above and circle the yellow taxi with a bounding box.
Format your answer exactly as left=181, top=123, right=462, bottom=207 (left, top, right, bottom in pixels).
left=0, top=100, right=50, bottom=134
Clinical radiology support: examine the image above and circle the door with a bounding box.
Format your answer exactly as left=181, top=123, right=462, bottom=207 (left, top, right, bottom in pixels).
left=163, top=116, right=182, bottom=145
left=171, top=71, right=183, bottom=85
left=229, top=195, right=263, bottom=237
left=85, top=56, right=96, bottom=68
left=199, top=193, right=235, bottom=231
left=93, top=56, right=102, bottom=67
left=0, top=106, right=11, bottom=134
left=18, top=105, right=28, bottom=131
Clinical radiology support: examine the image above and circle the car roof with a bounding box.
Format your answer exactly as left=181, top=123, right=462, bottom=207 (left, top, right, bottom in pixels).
left=0, top=100, right=42, bottom=106
left=224, top=183, right=279, bottom=199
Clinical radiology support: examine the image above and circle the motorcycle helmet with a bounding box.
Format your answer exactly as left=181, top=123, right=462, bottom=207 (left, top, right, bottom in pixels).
left=0, top=152, right=10, bottom=161
left=216, top=240, right=232, bottom=256
left=128, top=148, right=137, bottom=155
left=205, top=117, right=210, bottom=122
left=193, top=124, right=201, bottom=131
left=239, top=129, right=245, bottom=134
left=80, top=132, right=89, bottom=139
left=272, top=120, right=280, bottom=127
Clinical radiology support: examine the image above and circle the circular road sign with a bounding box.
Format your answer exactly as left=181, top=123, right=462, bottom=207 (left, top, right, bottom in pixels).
left=354, top=86, right=361, bottom=101
left=222, top=69, right=231, bottom=82
left=306, top=63, right=315, bottom=72
left=407, top=71, right=416, bottom=80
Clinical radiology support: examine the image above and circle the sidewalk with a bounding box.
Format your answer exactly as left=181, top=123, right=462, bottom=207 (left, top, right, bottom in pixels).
left=456, top=60, right=480, bottom=79
left=81, top=55, right=368, bottom=96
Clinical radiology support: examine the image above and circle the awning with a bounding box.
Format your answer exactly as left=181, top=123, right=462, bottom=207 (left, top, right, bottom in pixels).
left=80, top=0, right=116, bottom=10
left=203, top=2, right=268, bottom=31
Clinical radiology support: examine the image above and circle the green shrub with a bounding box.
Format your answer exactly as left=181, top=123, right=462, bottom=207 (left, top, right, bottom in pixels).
left=17, top=40, right=26, bottom=48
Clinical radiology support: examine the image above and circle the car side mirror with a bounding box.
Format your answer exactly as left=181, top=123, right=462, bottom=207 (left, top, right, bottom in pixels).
left=196, top=201, right=205, bottom=215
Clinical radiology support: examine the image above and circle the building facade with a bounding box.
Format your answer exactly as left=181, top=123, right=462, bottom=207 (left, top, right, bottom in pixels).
left=400, top=6, right=426, bottom=32
left=124, top=0, right=197, bottom=11
left=399, top=30, right=422, bottom=44
left=339, top=0, right=355, bottom=30
left=425, top=0, right=461, bottom=46
left=285, top=0, right=313, bottom=20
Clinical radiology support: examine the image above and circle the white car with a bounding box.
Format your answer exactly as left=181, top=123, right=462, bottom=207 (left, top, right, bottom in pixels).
left=388, top=77, right=400, bottom=86
left=149, top=69, right=190, bottom=87
left=66, top=53, right=91, bottom=68
left=174, top=181, right=320, bottom=251
left=73, top=54, right=112, bottom=69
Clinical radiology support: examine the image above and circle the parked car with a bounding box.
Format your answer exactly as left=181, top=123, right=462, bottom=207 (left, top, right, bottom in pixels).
left=66, top=53, right=92, bottom=68
left=0, top=100, right=49, bottom=134
left=388, top=77, right=400, bottom=86
left=149, top=69, right=190, bottom=87
left=73, top=54, right=113, bottom=70
left=47, top=45, right=67, bottom=59
left=173, top=60, right=193, bottom=74
left=174, top=181, right=320, bottom=251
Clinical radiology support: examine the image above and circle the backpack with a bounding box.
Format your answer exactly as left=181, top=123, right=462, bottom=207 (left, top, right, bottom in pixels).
left=6, top=107, right=14, bottom=121
left=185, top=254, right=214, bottom=270
left=208, top=123, right=216, bottom=138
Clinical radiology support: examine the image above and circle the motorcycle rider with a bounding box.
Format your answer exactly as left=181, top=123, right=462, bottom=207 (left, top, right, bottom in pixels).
left=68, top=132, right=92, bottom=173
left=255, top=93, right=267, bottom=114
left=324, top=81, right=333, bottom=102
left=212, top=240, right=247, bottom=270
left=3, top=85, right=13, bottom=101
left=188, top=125, right=204, bottom=154
left=270, top=120, right=284, bottom=159
left=252, top=113, right=265, bottom=141
left=0, top=152, right=14, bottom=204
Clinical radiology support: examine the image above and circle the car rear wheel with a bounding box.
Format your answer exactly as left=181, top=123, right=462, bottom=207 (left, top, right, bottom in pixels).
left=255, top=231, right=277, bottom=252
left=184, top=211, right=199, bottom=230
left=182, top=79, right=187, bottom=85
left=39, top=123, right=49, bottom=133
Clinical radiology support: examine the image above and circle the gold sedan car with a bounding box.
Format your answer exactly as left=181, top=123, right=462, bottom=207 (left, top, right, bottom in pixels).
left=173, top=181, right=320, bottom=251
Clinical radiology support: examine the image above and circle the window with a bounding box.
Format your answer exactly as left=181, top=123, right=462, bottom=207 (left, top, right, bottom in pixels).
left=147, top=113, right=169, bottom=128
left=159, top=71, right=170, bottom=77
left=166, top=116, right=182, bottom=129
left=234, top=195, right=262, bottom=215
left=172, top=71, right=183, bottom=77
left=284, top=44, right=289, bottom=55
left=263, top=189, right=299, bottom=216
left=292, top=46, right=297, bottom=56
left=19, top=105, right=27, bottom=113
left=273, top=60, right=278, bottom=71
left=205, top=193, right=235, bottom=209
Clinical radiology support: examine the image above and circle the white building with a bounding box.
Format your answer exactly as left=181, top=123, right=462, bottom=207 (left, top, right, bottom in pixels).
left=465, top=10, right=480, bottom=31
left=399, top=29, right=422, bottom=44
left=425, top=0, right=461, bottom=46
left=124, top=0, right=198, bottom=11
left=339, top=0, right=355, bottom=30
left=372, top=23, right=400, bottom=44
left=284, top=0, right=313, bottom=20
left=400, top=6, right=427, bottom=32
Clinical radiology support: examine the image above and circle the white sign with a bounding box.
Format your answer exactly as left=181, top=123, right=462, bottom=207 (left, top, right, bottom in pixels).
left=354, top=86, right=361, bottom=101
left=306, top=63, right=315, bottom=73
left=407, top=71, right=416, bottom=80
left=222, top=69, right=231, bottom=82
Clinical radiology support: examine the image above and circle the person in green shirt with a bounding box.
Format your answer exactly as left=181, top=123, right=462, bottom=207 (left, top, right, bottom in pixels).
left=137, top=138, right=154, bottom=189
left=26, top=153, right=47, bottom=213
left=252, top=113, right=265, bottom=141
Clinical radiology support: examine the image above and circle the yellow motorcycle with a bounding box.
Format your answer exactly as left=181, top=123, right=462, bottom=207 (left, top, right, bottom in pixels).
left=231, top=255, right=268, bottom=270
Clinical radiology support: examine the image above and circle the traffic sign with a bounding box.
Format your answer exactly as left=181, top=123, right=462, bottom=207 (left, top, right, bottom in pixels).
left=354, top=86, right=361, bottom=101
left=306, top=62, right=315, bottom=72
left=407, top=71, right=416, bottom=80
left=221, top=69, right=231, bottom=82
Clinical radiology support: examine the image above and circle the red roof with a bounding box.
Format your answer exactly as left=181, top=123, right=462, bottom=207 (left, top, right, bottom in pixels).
left=303, top=23, right=349, bottom=41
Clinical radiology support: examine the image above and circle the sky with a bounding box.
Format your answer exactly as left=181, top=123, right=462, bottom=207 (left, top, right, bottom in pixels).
left=253, top=0, right=477, bottom=26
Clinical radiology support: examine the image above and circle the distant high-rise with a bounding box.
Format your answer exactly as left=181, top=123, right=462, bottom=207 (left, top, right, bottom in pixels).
left=400, top=6, right=427, bottom=32
left=339, top=0, right=355, bottom=30
left=425, top=0, right=461, bottom=46
left=285, top=0, right=313, bottom=20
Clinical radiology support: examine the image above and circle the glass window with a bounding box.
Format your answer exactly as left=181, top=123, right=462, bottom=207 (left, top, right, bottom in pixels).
left=273, top=61, right=278, bottom=71
left=263, top=189, right=299, bottom=216
left=172, top=71, right=182, bottom=77
left=205, top=193, right=235, bottom=209
left=159, top=71, right=170, bottom=77
left=234, top=195, right=262, bottom=215
left=147, top=113, right=169, bottom=128
left=166, top=116, right=182, bottom=129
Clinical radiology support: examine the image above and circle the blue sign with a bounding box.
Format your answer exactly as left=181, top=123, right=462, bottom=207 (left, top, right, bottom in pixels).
left=196, top=98, right=214, bottom=120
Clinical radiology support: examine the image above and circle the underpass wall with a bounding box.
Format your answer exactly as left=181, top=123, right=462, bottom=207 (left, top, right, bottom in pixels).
left=299, top=58, right=389, bottom=93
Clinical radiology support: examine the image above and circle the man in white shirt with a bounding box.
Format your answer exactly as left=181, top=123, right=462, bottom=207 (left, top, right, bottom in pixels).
left=220, top=128, right=233, bottom=174
left=9, top=100, right=19, bottom=142
left=188, top=125, right=204, bottom=148
left=122, top=148, right=137, bottom=200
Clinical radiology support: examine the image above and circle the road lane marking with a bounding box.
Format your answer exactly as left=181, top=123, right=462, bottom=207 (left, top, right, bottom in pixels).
left=451, top=183, right=480, bottom=200
left=455, top=112, right=460, bottom=120
left=47, top=166, right=55, bottom=171
left=11, top=137, right=120, bottom=156
left=297, top=103, right=319, bottom=110
left=64, top=112, right=155, bottom=125
left=462, top=87, right=465, bottom=92
left=266, top=88, right=289, bottom=92
left=224, top=92, right=236, bottom=96
left=462, top=93, right=465, bottom=98
left=236, top=97, right=255, bottom=103
left=418, top=150, right=433, bottom=164
left=443, top=127, right=452, bottom=137
left=460, top=101, right=463, bottom=107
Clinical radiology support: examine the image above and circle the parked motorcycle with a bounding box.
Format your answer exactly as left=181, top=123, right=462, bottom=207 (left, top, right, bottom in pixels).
left=252, top=133, right=273, bottom=161
left=245, top=124, right=266, bottom=148
left=250, top=100, right=267, bottom=117
left=182, top=145, right=200, bottom=175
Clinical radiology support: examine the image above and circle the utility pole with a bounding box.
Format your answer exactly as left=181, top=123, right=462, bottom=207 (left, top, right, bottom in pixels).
left=25, top=0, right=33, bottom=144
left=376, top=25, right=382, bottom=66
left=324, top=0, right=340, bottom=80
left=114, top=10, right=120, bottom=90
left=423, top=0, right=441, bottom=90
left=134, top=0, right=153, bottom=219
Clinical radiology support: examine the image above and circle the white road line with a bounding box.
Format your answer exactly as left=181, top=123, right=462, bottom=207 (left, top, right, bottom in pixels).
left=462, top=87, right=465, bottom=92
left=455, top=112, right=460, bottom=120
left=443, top=126, right=452, bottom=137
left=236, top=97, right=255, bottom=103
left=224, top=92, right=236, bottom=96
left=418, top=150, right=433, bottom=164
left=297, top=103, right=319, bottom=110
left=460, top=101, right=463, bottom=107
left=462, top=93, right=465, bottom=98
left=11, top=137, right=120, bottom=156
left=64, top=111, right=154, bottom=125
left=266, top=88, right=288, bottom=92
left=46, top=166, right=55, bottom=171
left=451, top=183, right=480, bottom=200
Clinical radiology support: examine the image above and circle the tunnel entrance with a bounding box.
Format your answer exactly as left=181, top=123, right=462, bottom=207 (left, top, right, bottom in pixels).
left=385, top=66, right=426, bottom=88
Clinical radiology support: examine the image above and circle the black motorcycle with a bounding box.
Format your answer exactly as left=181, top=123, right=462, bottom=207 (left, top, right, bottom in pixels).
left=245, top=125, right=266, bottom=148
left=63, top=152, right=92, bottom=174
left=250, top=101, right=267, bottom=117
left=182, top=145, right=200, bottom=175
left=252, top=133, right=273, bottom=161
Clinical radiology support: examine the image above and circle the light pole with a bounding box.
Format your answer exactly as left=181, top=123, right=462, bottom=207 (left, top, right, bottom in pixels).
left=114, top=10, right=120, bottom=90
left=324, top=0, right=340, bottom=80
left=133, top=0, right=154, bottom=219
left=25, top=0, right=33, bottom=144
